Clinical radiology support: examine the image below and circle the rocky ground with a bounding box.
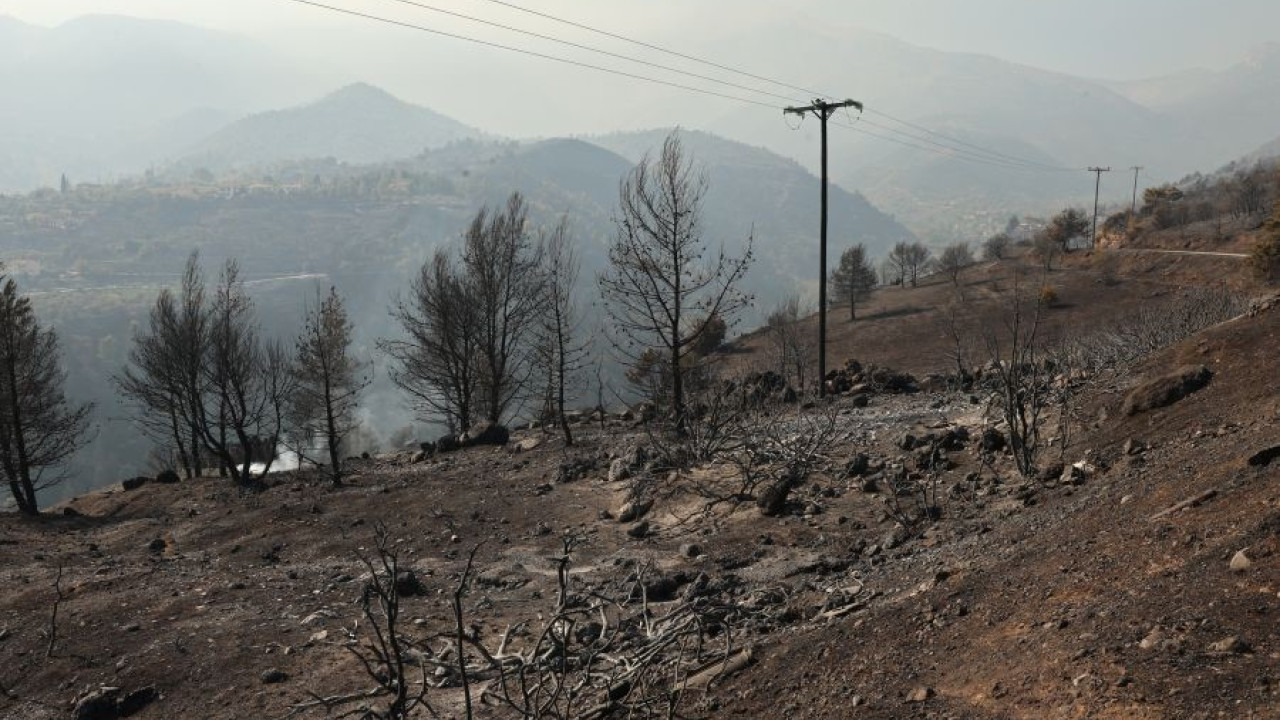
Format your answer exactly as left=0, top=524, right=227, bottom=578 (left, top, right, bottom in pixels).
left=0, top=256, right=1276, bottom=719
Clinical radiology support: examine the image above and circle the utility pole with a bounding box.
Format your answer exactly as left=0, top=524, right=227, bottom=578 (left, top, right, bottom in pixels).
left=1088, top=166, right=1111, bottom=249
left=1129, top=166, right=1143, bottom=215
left=784, top=98, right=862, bottom=398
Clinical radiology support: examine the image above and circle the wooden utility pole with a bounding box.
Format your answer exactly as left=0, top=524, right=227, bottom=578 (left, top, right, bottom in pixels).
left=1129, top=166, right=1143, bottom=215
left=1088, top=166, right=1111, bottom=249
left=784, top=98, right=862, bottom=397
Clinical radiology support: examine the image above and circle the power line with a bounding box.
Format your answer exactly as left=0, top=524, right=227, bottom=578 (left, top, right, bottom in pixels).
left=281, top=0, right=1090, bottom=175
left=278, top=0, right=782, bottom=109
left=377, top=0, right=803, bottom=105
left=462, top=0, right=1080, bottom=172
left=831, top=118, right=1078, bottom=172
left=848, top=116, right=1082, bottom=172
left=465, top=0, right=829, bottom=100
left=865, top=108, right=1079, bottom=171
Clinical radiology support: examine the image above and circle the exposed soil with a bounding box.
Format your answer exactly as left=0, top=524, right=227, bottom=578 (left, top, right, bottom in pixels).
left=0, top=250, right=1276, bottom=719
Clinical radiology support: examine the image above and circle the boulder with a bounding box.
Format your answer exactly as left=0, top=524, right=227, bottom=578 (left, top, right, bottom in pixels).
left=844, top=454, right=870, bottom=477
left=981, top=428, right=1007, bottom=453
left=436, top=434, right=460, bottom=454
left=557, top=457, right=596, bottom=483
left=1123, top=365, right=1212, bottom=415
left=756, top=480, right=792, bottom=517
left=608, top=458, right=631, bottom=483
left=117, top=686, right=158, bottom=717
left=907, top=686, right=934, bottom=703
left=260, top=668, right=289, bottom=684
left=1247, top=445, right=1280, bottom=467
left=616, top=499, right=652, bottom=523
left=73, top=687, right=122, bottom=720
left=1230, top=550, right=1252, bottom=573
left=395, top=570, right=426, bottom=597
left=626, top=520, right=651, bottom=539
left=462, top=423, right=509, bottom=447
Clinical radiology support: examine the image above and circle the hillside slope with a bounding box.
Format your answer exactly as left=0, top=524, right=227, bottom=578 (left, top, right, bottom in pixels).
left=180, top=83, right=483, bottom=170
left=0, top=257, right=1274, bottom=719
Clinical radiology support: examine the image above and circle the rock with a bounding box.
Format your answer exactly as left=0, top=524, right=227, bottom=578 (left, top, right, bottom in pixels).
left=117, top=686, right=158, bottom=717
left=461, top=423, right=509, bottom=447
left=1060, top=463, right=1087, bottom=486
left=1122, top=438, right=1145, bottom=456
left=626, top=521, right=651, bottom=539
left=844, top=454, right=870, bottom=477
left=155, top=470, right=180, bottom=484
left=616, top=500, right=652, bottom=523
left=679, top=543, right=703, bottom=559
left=907, top=686, right=934, bottom=703
left=557, top=458, right=595, bottom=484
left=395, top=570, right=426, bottom=596
left=121, top=476, right=149, bottom=491
left=643, top=575, right=684, bottom=602
left=146, top=537, right=166, bottom=553
left=1039, top=463, right=1065, bottom=484
left=1229, top=550, right=1252, bottom=573
left=1247, top=445, right=1280, bottom=467
left=1207, top=636, right=1251, bottom=654
left=260, top=668, right=289, bottom=684
left=608, top=458, right=631, bottom=483
left=981, top=428, right=1006, bottom=453
left=512, top=437, right=541, bottom=453
left=756, top=479, right=792, bottom=517
left=74, top=687, right=122, bottom=720
left=1139, top=629, right=1164, bottom=650
left=1123, top=365, right=1212, bottom=415
left=849, top=393, right=869, bottom=408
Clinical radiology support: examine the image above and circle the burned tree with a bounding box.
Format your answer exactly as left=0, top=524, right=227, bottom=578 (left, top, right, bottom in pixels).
left=117, top=253, right=210, bottom=479
left=0, top=272, right=94, bottom=515
left=464, top=193, right=544, bottom=425
left=889, top=241, right=931, bottom=288
left=598, top=132, right=753, bottom=428
left=291, top=287, right=369, bottom=483
left=830, top=243, right=878, bottom=320
left=534, top=220, right=588, bottom=445
left=193, top=261, right=294, bottom=487
left=1045, top=208, right=1090, bottom=253
left=937, top=242, right=974, bottom=287
left=982, top=274, right=1051, bottom=478
left=383, top=251, right=481, bottom=433
left=765, top=295, right=813, bottom=392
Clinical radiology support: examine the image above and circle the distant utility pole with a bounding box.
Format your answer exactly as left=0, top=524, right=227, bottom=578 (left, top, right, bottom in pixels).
left=784, top=98, right=862, bottom=398
left=1129, top=166, right=1143, bottom=215
left=1088, top=166, right=1111, bottom=249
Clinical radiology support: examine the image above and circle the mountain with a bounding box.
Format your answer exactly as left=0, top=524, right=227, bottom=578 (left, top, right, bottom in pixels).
left=0, top=14, right=312, bottom=190
left=180, top=83, right=484, bottom=171
left=591, top=129, right=913, bottom=289
left=1244, top=134, right=1280, bottom=164
left=690, top=23, right=1183, bottom=237
left=1107, top=43, right=1280, bottom=164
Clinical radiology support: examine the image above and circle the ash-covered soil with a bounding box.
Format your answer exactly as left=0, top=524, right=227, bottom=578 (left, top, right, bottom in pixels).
left=1, top=292, right=1276, bottom=719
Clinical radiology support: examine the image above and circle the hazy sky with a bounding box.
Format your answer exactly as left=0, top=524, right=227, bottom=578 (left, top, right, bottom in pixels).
left=2, top=0, right=1277, bottom=80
